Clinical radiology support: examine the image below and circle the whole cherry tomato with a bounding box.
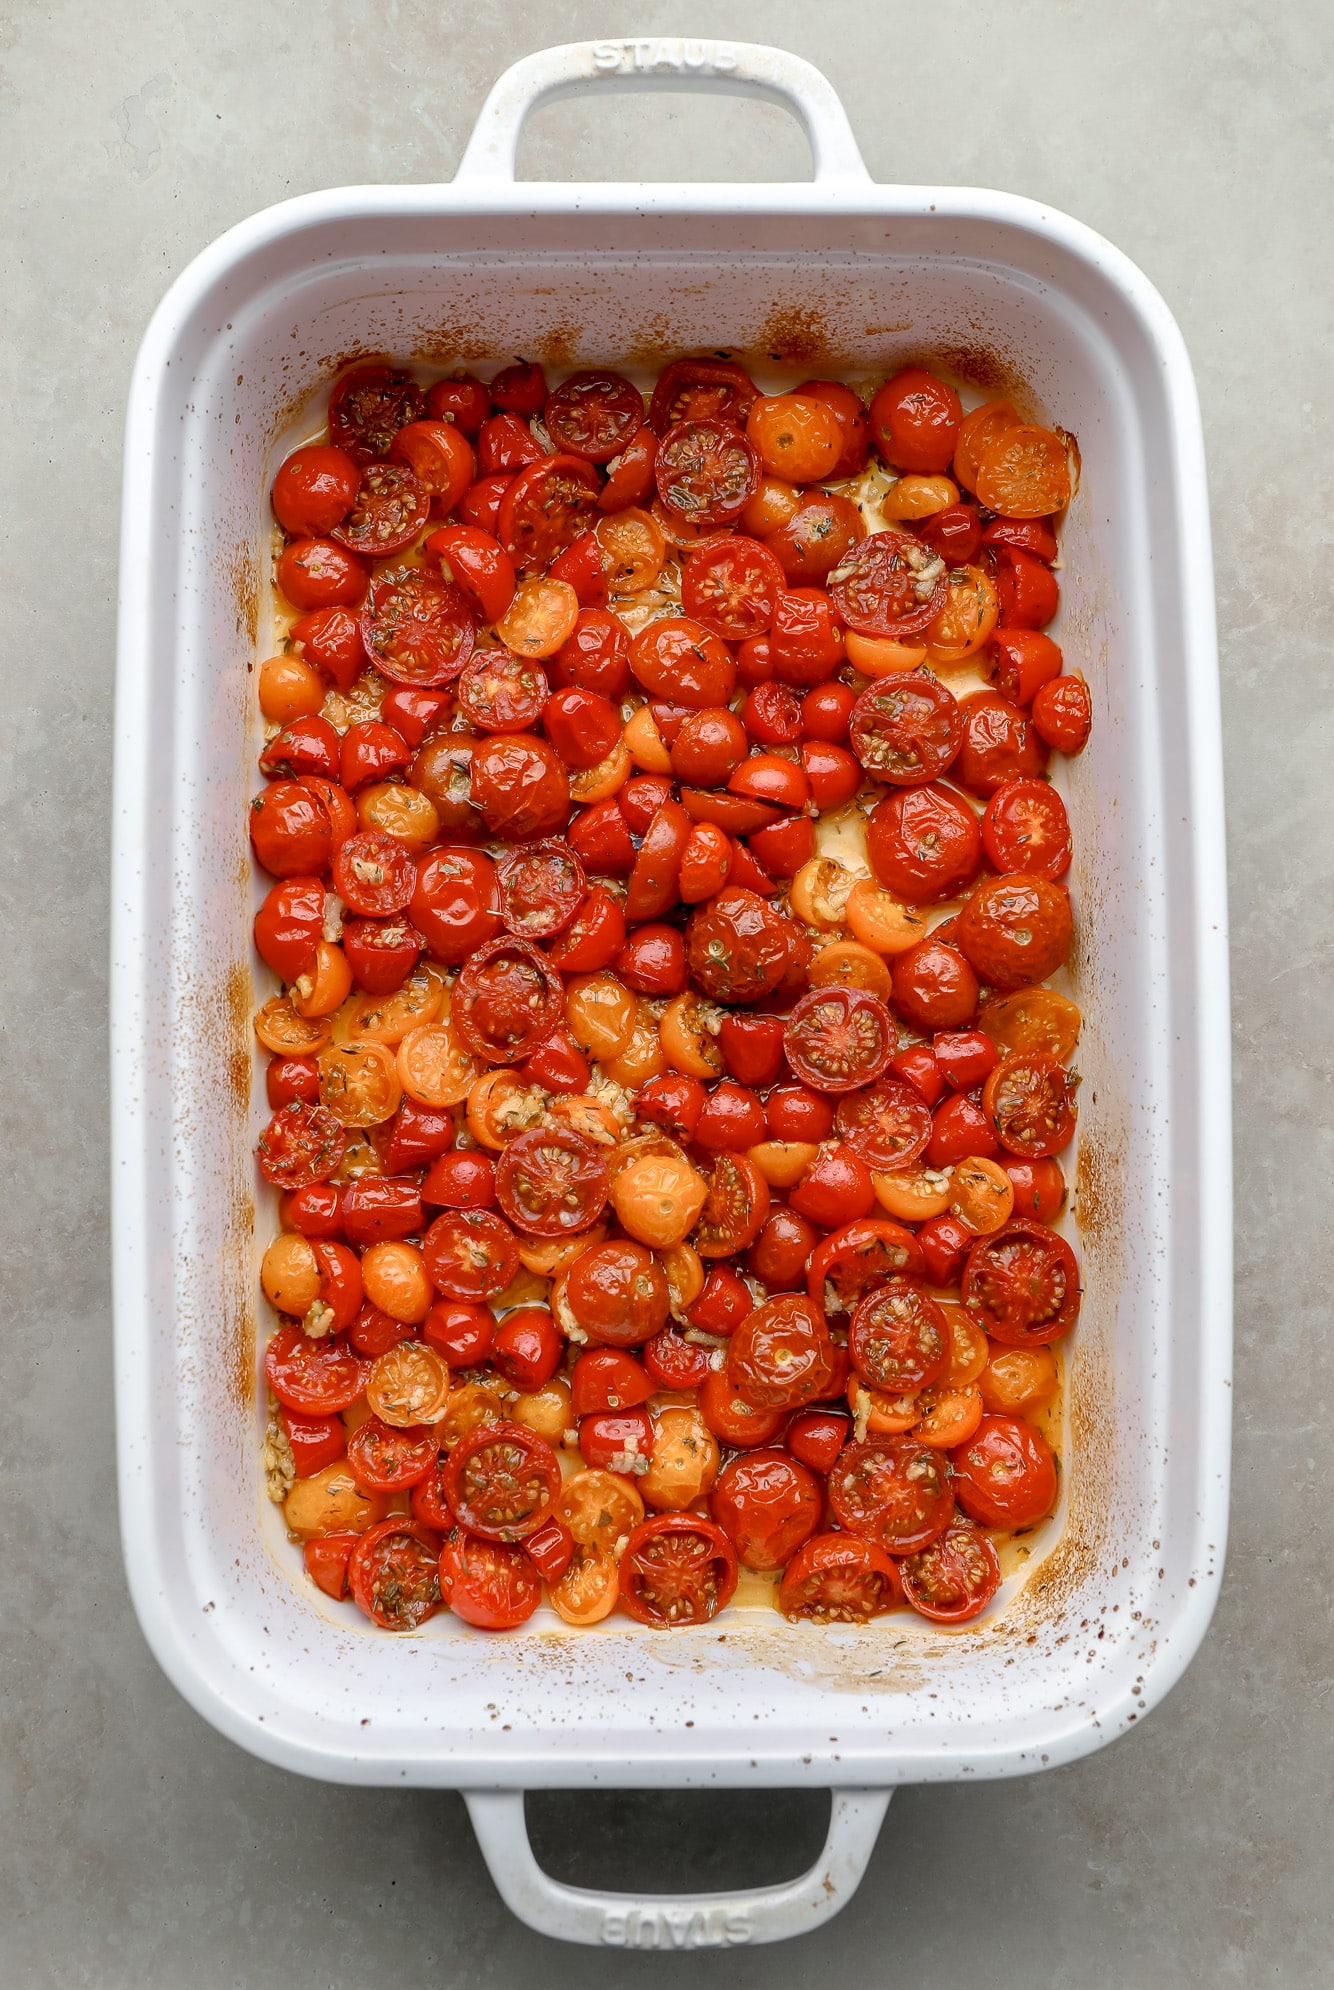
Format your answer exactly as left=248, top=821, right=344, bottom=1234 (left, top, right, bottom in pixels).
left=789, top=1142, right=876, bottom=1226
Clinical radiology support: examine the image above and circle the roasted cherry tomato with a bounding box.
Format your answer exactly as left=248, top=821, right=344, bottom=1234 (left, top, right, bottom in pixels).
left=329, top=366, right=426, bottom=462
left=870, top=368, right=962, bottom=474
left=779, top=1533, right=903, bottom=1622
left=783, top=986, right=897, bottom=1095
left=618, top=1514, right=739, bottom=1627
left=713, top=1449, right=821, bottom=1570
left=866, top=782, right=982, bottom=903
left=950, top=1413, right=1058, bottom=1529
left=348, top=1520, right=442, bottom=1631
left=439, top=1530, right=541, bottom=1630
left=901, top=1521, right=1002, bottom=1622
left=828, top=1435, right=954, bottom=1554
left=807, top=1218, right=924, bottom=1315
left=961, top=1219, right=1081, bottom=1346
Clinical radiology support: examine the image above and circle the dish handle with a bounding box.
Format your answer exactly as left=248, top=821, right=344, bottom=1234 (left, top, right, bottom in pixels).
left=454, top=39, right=870, bottom=186
left=463, top=1787, right=891, bottom=1948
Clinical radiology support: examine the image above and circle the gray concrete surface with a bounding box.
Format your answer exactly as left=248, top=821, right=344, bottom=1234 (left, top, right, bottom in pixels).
left=2, top=0, right=1330, bottom=1982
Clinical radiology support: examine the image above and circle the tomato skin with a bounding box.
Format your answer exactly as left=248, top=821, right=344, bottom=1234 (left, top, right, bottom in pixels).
left=635, top=1073, right=706, bottom=1143
left=422, top=1298, right=495, bottom=1367
left=726, top=1293, right=833, bottom=1411
left=916, top=1213, right=973, bottom=1287
left=765, top=495, right=864, bottom=585
left=427, top=375, right=491, bottom=434
left=347, top=1304, right=416, bottom=1359
left=630, top=618, right=737, bottom=709
left=278, top=538, right=370, bottom=613
left=579, top=1407, right=655, bottom=1473
left=382, top=1097, right=460, bottom=1173
left=329, top=366, right=426, bottom=462
left=338, top=720, right=410, bottom=791
left=422, top=1207, right=520, bottom=1302
left=779, top=1533, right=903, bottom=1622
left=303, top=1532, right=359, bottom=1601
left=990, top=628, right=1063, bottom=706
left=933, top=1029, right=999, bottom=1092
left=950, top=1413, right=1058, bottom=1529
left=789, top=1142, right=876, bottom=1226
left=746, top=1207, right=821, bottom=1290
left=984, top=515, right=1058, bottom=562
left=281, top=1406, right=347, bottom=1478
left=551, top=608, right=633, bottom=698
left=890, top=938, right=980, bottom=1033
left=626, top=799, right=692, bottom=921
left=769, top=589, right=844, bottom=685
left=786, top=1408, right=849, bottom=1475
left=764, top=1083, right=834, bottom=1143
left=570, top=1348, right=654, bottom=1418
left=953, top=691, right=1049, bottom=798
left=800, top=682, right=855, bottom=744
left=747, top=812, right=815, bottom=881
left=1002, top=1156, right=1066, bottom=1223
left=257, top=1101, right=345, bottom=1189
left=254, top=876, right=325, bottom=980
left=981, top=777, right=1071, bottom=881
left=289, top=605, right=368, bottom=690
left=679, top=822, right=734, bottom=903
left=889, top=1045, right=944, bottom=1108
left=439, top=1530, right=542, bottom=1630
left=800, top=741, right=861, bottom=812
left=519, top=1028, right=591, bottom=1094
left=829, top=1434, right=955, bottom=1554
left=644, top=1327, right=712, bottom=1392
left=425, top=523, right=517, bottom=625
left=470, top=732, right=571, bottom=842
left=916, top=502, right=983, bottom=565
left=346, top=1416, right=438, bottom=1493
left=498, top=455, right=601, bottom=572
left=543, top=688, right=622, bottom=772
left=870, top=369, right=962, bottom=474
left=618, top=1514, right=739, bottom=1627
left=249, top=781, right=333, bottom=879
left=926, top=1091, right=998, bottom=1169
left=1032, top=676, right=1092, bottom=754
left=264, top=1324, right=368, bottom=1415
left=279, top=1182, right=343, bottom=1239
left=866, top=783, right=983, bottom=904
left=616, top=923, right=687, bottom=998
left=695, top=1080, right=766, bottom=1153
left=340, top=1177, right=423, bottom=1246
left=901, top=1521, right=1002, bottom=1622
left=986, top=546, right=1059, bottom=629
left=686, top=887, right=792, bottom=1004
left=479, top=411, right=544, bottom=474
left=458, top=473, right=513, bottom=534
left=544, top=888, right=626, bottom=973
left=741, top=681, right=802, bottom=747
left=272, top=443, right=361, bottom=537
left=715, top=1013, right=786, bottom=1090
left=688, top=1265, right=753, bottom=1337
left=957, top=874, right=1073, bottom=989
left=341, top=916, right=420, bottom=996
left=713, top=1449, right=822, bottom=1570
left=568, top=800, right=635, bottom=879
left=330, top=829, right=415, bottom=919
left=806, top=1217, right=924, bottom=1314
left=961, top=1218, right=1081, bottom=1345
left=492, top=1307, right=563, bottom=1391
left=421, top=1149, right=496, bottom=1212
left=524, top=1518, right=577, bottom=1584
left=549, top=529, right=609, bottom=609
left=388, top=419, right=474, bottom=514
left=266, top=1055, right=321, bottom=1109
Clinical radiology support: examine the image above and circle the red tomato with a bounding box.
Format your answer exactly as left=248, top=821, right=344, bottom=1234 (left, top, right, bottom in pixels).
left=544, top=370, right=645, bottom=461
left=901, top=1522, right=1002, bottom=1622
left=764, top=1082, right=835, bottom=1142
left=983, top=515, right=1058, bottom=562
left=421, top=1149, right=497, bottom=1210
left=1032, top=676, right=1093, bottom=754
left=716, top=1012, right=786, bottom=1089
left=598, top=425, right=659, bottom=512
left=648, top=357, right=758, bottom=435
left=339, top=720, right=411, bottom=789
left=956, top=874, right=1073, bottom=989
left=360, top=566, right=475, bottom=687
left=695, top=1080, right=766, bottom=1152
left=347, top=1416, right=438, bottom=1493
left=729, top=753, right=810, bottom=811
left=254, top=876, right=324, bottom=979
left=387, top=419, right=474, bottom=515
left=917, top=503, right=983, bottom=565
left=806, top=1218, right=924, bottom=1314
left=280, top=1182, right=343, bottom=1238
left=565, top=1240, right=669, bottom=1347
left=747, top=1207, right=821, bottom=1290
left=951, top=1414, right=1058, bottom=1528
left=953, top=690, right=1049, bottom=797
left=681, top=537, right=784, bottom=640
left=340, top=1178, right=423, bottom=1246
left=304, top=1532, right=359, bottom=1601
left=258, top=714, right=341, bottom=782
left=698, top=1369, right=787, bottom=1448
left=630, top=617, right=737, bottom=707
left=347, top=1305, right=416, bottom=1358
left=281, top=1407, right=347, bottom=1478
left=637, top=1072, right=707, bottom=1141
left=828, top=531, right=948, bottom=639
left=933, top=1028, right=999, bottom=1092
left=866, top=783, right=982, bottom=903
left=568, top=801, right=636, bottom=877
left=741, top=681, right=803, bottom=746
left=328, top=366, right=425, bottom=462
left=443, top=1420, right=560, bottom=1539
left=458, top=473, right=513, bottom=534
left=479, top=411, right=544, bottom=474
left=616, top=922, right=687, bottom=997
left=410, top=848, right=502, bottom=965
left=981, top=777, right=1071, bottom=879
left=1002, top=1157, right=1066, bottom=1223
left=788, top=1142, right=876, bottom=1226
left=266, top=1055, right=320, bottom=1109
left=544, top=888, right=627, bottom=972
left=383, top=1098, right=458, bottom=1172
left=579, top=1408, right=655, bottom=1473
left=678, top=822, right=733, bottom=903
left=671, top=708, right=749, bottom=787
left=426, top=523, right=517, bottom=624
left=470, top=733, right=571, bottom=842
left=769, top=588, right=844, bottom=685
left=570, top=1348, right=654, bottom=1418
left=916, top=1213, right=973, bottom=1287
left=786, top=1408, right=849, bottom=1476
left=551, top=609, right=632, bottom=697
left=278, top=538, right=370, bottom=613
left=331, top=459, right=430, bottom=558
left=801, top=681, right=856, bottom=742
left=713, top=1450, right=821, bottom=1570
left=330, top=829, right=414, bottom=918
left=794, top=379, right=871, bottom=476
left=495, top=1127, right=609, bottom=1239
left=618, top=1515, right=738, bottom=1626
left=764, top=495, right=863, bottom=584
left=688, top=1265, right=752, bottom=1336
left=800, top=740, right=861, bottom=810
left=439, top=1529, right=541, bottom=1628
left=257, top=1102, right=345, bottom=1190
left=986, top=546, right=1059, bottom=629
left=248, top=781, right=332, bottom=879
left=644, top=1328, right=712, bottom=1392
left=426, top=375, right=491, bottom=434
left=457, top=650, right=548, bottom=734
left=991, top=628, right=1064, bottom=706
left=497, top=455, right=601, bottom=571
left=890, top=938, right=980, bottom=1033
left=850, top=673, right=963, bottom=785
left=655, top=417, right=761, bottom=528
left=272, top=444, right=360, bottom=537
left=783, top=986, right=897, bottom=1094
left=779, top=1533, right=902, bottom=1622
left=625, top=800, right=692, bottom=921
left=447, top=926, right=566, bottom=1054
left=888, top=1045, right=944, bottom=1108
left=264, top=1324, right=367, bottom=1415
left=290, top=605, right=368, bottom=689
left=962, top=1220, right=1081, bottom=1345
left=495, top=839, right=587, bottom=942
left=520, top=1028, right=591, bottom=1093
left=491, top=1307, right=564, bottom=1390
left=490, top=361, right=547, bottom=415
left=982, top=1050, right=1078, bottom=1158
left=422, top=1298, right=495, bottom=1366
left=849, top=1278, right=948, bottom=1394
left=828, top=1435, right=955, bottom=1553
left=543, top=687, right=622, bottom=770
left=927, top=1091, right=998, bottom=1168
left=869, top=368, right=962, bottom=474
left=342, top=916, right=420, bottom=996
left=726, top=1294, right=833, bottom=1411
left=349, top=1521, right=442, bottom=1630
left=422, top=1208, right=520, bottom=1302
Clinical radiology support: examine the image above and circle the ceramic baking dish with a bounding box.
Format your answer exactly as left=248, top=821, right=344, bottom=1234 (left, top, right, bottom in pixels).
left=112, top=40, right=1231, bottom=1947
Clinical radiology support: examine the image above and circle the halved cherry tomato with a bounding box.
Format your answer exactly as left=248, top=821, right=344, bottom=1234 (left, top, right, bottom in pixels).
left=649, top=357, right=758, bottom=436
left=779, top=1534, right=902, bottom=1622
left=254, top=877, right=325, bottom=980
left=427, top=375, right=491, bottom=433
left=833, top=1077, right=933, bottom=1172
left=329, top=366, right=425, bottom=462
left=426, top=523, right=517, bottom=624
left=849, top=673, right=963, bottom=785
left=422, top=1207, right=520, bottom=1301
left=330, top=830, right=413, bottom=918
left=280, top=1406, right=347, bottom=1478
left=453, top=937, right=564, bottom=1064
left=828, top=531, right=948, bottom=639
left=389, top=418, right=474, bottom=513
left=982, top=1050, right=1078, bottom=1158
left=422, top=1297, right=495, bottom=1366
left=439, top=1531, right=541, bottom=1630
left=348, top=1520, right=442, bottom=1630
left=643, top=1327, right=711, bottom=1393
left=962, top=1219, right=1081, bottom=1345
left=765, top=495, right=863, bottom=584
left=951, top=1413, right=1058, bottom=1528
left=497, top=455, right=601, bottom=572
left=828, top=1435, right=954, bottom=1553
left=331, top=459, right=429, bottom=558
left=786, top=1408, right=849, bottom=1476
left=1002, top=1156, right=1066, bottom=1223
left=541, top=370, right=642, bottom=461
left=618, top=1514, right=738, bottom=1627
left=866, top=784, right=982, bottom=903
left=987, top=546, right=1060, bottom=629
left=849, top=1279, right=948, bottom=1394
left=264, top=1324, right=367, bottom=1415
left=441, top=1420, right=560, bottom=1540
left=990, top=628, right=1064, bottom=707
left=630, top=616, right=737, bottom=708
left=495, top=1127, right=608, bottom=1238
left=491, top=1307, right=564, bottom=1389
left=681, top=536, right=784, bottom=640
left=598, top=425, right=658, bottom=512
left=957, top=874, right=1073, bottom=989
left=303, top=1531, right=360, bottom=1601
left=901, top=1521, right=1001, bottom=1622
left=981, top=777, right=1071, bottom=879
left=806, top=1218, right=924, bottom=1314
left=917, top=503, right=983, bottom=565
left=257, top=1102, right=345, bottom=1188
left=693, top=1153, right=771, bottom=1258
left=783, top=986, right=896, bottom=1095
left=655, top=417, right=760, bottom=528
left=625, top=799, right=691, bottom=922
left=347, top=1416, right=438, bottom=1493
left=361, top=565, right=475, bottom=686
left=579, top=1407, right=655, bottom=1473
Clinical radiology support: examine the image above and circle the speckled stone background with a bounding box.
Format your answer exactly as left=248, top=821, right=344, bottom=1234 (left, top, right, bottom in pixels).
left=3, top=1, right=1330, bottom=1982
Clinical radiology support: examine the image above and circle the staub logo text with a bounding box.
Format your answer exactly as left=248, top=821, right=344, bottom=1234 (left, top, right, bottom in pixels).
left=601, top=1905, right=754, bottom=1947
left=591, top=39, right=740, bottom=76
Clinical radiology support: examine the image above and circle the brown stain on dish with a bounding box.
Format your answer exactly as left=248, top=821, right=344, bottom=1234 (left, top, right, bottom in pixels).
left=754, top=302, right=832, bottom=366
left=924, top=340, right=1031, bottom=401
left=226, top=541, right=259, bottom=646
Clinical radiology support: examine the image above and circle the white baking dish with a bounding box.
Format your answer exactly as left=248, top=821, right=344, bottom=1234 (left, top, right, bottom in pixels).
left=112, top=41, right=1231, bottom=1947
